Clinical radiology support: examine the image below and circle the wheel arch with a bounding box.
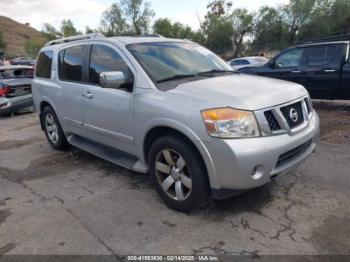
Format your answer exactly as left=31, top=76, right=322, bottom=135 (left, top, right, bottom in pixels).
left=142, top=121, right=219, bottom=188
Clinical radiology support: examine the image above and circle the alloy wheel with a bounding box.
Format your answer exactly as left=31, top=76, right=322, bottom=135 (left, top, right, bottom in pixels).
left=155, top=149, right=192, bottom=201
left=45, top=113, right=59, bottom=144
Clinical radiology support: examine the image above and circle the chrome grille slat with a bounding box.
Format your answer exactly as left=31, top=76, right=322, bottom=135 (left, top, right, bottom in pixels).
left=254, top=96, right=312, bottom=136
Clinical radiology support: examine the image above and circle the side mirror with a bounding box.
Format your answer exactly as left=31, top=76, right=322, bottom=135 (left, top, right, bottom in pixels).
left=100, top=71, right=126, bottom=89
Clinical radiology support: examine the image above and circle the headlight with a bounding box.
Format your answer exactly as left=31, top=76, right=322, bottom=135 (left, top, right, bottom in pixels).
left=201, top=108, right=260, bottom=138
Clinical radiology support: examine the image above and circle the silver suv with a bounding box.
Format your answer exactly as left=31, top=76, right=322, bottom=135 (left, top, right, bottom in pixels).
left=33, top=33, right=320, bottom=212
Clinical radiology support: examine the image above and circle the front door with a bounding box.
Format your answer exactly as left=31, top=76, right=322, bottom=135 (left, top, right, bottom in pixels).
left=258, top=48, right=306, bottom=85
left=82, top=43, right=135, bottom=154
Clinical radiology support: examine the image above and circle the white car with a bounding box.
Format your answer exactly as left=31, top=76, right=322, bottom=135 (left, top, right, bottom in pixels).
left=228, top=56, right=269, bottom=70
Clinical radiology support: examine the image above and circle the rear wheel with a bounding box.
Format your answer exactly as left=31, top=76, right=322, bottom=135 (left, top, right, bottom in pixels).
left=148, top=135, right=209, bottom=212
left=42, top=106, right=68, bottom=150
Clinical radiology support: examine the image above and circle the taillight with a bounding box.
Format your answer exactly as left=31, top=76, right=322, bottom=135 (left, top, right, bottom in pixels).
left=0, top=86, right=11, bottom=97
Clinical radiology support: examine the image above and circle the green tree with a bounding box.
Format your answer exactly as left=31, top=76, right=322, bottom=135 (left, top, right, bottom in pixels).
left=100, top=0, right=154, bottom=36
left=25, top=37, right=47, bottom=57
left=201, top=0, right=234, bottom=54
left=282, top=0, right=316, bottom=43
left=153, top=18, right=205, bottom=43
left=42, top=23, right=62, bottom=40
left=0, top=30, right=6, bottom=52
left=100, top=3, right=127, bottom=36
left=251, top=6, right=289, bottom=52
left=60, top=19, right=79, bottom=37
left=230, top=8, right=254, bottom=57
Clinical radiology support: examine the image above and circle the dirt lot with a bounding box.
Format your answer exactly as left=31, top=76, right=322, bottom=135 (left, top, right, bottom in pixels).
left=0, top=100, right=349, bottom=257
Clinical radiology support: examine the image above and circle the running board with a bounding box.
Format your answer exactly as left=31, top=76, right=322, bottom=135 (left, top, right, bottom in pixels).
left=67, top=135, right=148, bottom=173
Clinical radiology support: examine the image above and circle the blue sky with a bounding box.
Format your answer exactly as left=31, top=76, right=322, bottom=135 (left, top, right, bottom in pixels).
left=0, top=0, right=289, bottom=31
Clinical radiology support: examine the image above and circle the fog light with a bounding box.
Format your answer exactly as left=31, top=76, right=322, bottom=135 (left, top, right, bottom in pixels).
left=250, top=166, right=257, bottom=176
left=250, top=165, right=264, bottom=180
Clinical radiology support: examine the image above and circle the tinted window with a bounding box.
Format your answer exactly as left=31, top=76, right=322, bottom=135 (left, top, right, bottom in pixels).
left=59, top=45, right=85, bottom=82
left=307, top=46, right=336, bottom=66
left=89, top=45, right=131, bottom=84
left=36, top=51, right=53, bottom=78
left=1, top=68, right=34, bottom=79
left=275, top=48, right=303, bottom=68
left=127, top=42, right=232, bottom=82
left=231, top=59, right=250, bottom=66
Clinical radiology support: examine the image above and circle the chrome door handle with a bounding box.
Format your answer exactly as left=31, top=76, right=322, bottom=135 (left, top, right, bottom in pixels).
left=324, top=69, right=335, bottom=73
left=82, top=93, right=93, bottom=99
left=291, top=70, right=301, bottom=73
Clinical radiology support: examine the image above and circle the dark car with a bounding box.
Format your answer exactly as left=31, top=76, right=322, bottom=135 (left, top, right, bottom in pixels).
left=239, top=41, right=350, bottom=100
left=10, top=57, right=35, bottom=66
left=0, top=65, right=34, bottom=116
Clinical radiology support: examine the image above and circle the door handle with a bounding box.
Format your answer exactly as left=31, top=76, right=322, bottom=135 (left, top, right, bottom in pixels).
left=82, top=93, right=93, bottom=99
left=324, top=69, right=336, bottom=73
left=291, top=70, right=302, bottom=73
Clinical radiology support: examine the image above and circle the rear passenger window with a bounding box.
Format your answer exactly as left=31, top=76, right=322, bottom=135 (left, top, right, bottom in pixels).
left=307, top=46, right=336, bottom=66
left=89, top=45, right=132, bottom=85
left=36, top=51, right=53, bottom=78
left=59, top=45, right=85, bottom=82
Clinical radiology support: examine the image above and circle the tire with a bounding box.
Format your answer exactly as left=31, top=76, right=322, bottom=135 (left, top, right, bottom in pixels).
left=148, top=135, right=209, bottom=212
left=42, top=106, right=69, bottom=150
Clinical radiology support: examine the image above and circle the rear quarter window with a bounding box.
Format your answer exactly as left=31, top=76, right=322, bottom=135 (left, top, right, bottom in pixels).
left=36, top=51, right=53, bottom=78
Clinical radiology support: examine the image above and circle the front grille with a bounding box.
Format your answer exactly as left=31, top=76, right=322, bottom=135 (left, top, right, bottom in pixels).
left=264, top=111, right=281, bottom=131
left=280, top=101, right=304, bottom=129
left=304, top=98, right=311, bottom=114
left=276, top=139, right=312, bottom=168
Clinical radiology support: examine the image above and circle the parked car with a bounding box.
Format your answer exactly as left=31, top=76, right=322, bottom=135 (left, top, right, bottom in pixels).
left=228, top=56, right=269, bottom=70
left=239, top=40, right=350, bottom=100
left=0, top=65, right=34, bottom=116
left=10, top=57, right=35, bottom=66
left=32, top=34, right=319, bottom=212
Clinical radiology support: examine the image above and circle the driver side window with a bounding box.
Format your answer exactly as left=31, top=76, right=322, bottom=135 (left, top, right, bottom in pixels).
left=88, top=45, right=133, bottom=86
left=274, top=48, right=304, bottom=68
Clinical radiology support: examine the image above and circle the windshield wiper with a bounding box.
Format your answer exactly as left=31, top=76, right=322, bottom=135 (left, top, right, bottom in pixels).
left=196, top=69, right=238, bottom=76
left=156, top=74, right=198, bottom=83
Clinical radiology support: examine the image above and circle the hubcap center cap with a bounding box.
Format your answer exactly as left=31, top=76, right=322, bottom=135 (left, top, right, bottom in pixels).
left=171, top=167, right=181, bottom=179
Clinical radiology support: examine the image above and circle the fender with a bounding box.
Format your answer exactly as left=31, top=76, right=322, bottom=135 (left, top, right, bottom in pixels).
left=141, top=118, right=220, bottom=189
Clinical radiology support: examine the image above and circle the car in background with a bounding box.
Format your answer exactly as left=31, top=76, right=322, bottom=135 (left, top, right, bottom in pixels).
left=238, top=40, right=350, bottom=100
left=10, top=57, right=35, bottom=66
left=0, top=65, right=34, bottom=116
left=228, top=56, right=269, bottom=70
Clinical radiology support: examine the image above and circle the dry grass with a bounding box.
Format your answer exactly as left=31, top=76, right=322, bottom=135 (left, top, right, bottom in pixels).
left=0, top=16, right=44, bottom=56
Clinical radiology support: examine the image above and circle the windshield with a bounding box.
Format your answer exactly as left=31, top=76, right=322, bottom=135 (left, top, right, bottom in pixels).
left=127, top=42, right=233, bottom=82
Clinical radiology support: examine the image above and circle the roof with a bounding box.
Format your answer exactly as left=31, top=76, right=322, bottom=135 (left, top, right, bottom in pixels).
left=0, top=65, right=33, bottom=70
left=41, top=34, right=192, bottom=51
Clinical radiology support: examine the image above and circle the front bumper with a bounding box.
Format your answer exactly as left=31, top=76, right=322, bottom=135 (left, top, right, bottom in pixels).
left=203, top=111, right=320, bottom=192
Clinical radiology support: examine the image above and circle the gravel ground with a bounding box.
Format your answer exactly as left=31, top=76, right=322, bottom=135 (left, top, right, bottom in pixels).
left=0, top=100, right=349, bottom=258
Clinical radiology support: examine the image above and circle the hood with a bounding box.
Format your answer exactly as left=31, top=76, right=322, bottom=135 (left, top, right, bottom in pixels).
left=169, top=74, right=307, bottom=111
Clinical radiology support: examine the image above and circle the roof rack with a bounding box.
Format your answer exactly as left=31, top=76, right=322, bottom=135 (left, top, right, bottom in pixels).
left=297, top=29, right=350, bottom=44
left=45, top=33, right=105, bottom=46
left=140, top=34, right=163, bottom=38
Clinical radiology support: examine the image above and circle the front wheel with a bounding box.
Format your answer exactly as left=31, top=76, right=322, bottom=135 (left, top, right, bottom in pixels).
left=148, top=135, right=209, bottom=212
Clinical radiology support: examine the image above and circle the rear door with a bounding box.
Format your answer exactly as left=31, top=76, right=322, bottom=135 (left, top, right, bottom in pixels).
left=301, top=44, right=342, bottom=99
left=56, top=44, right=88, bottom=137
left=257, top=48, right=306, bottom=84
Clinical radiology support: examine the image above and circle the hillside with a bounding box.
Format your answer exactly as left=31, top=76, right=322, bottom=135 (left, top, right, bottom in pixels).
left=0, top=16, right=45, bottom=56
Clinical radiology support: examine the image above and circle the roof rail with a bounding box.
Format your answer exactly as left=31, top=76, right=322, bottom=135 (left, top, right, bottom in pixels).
left=141, top=34, right=163, bottom=38
left=297, top=29, right=350, bottom=44
left=45, top=33, right=105, bottom=46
